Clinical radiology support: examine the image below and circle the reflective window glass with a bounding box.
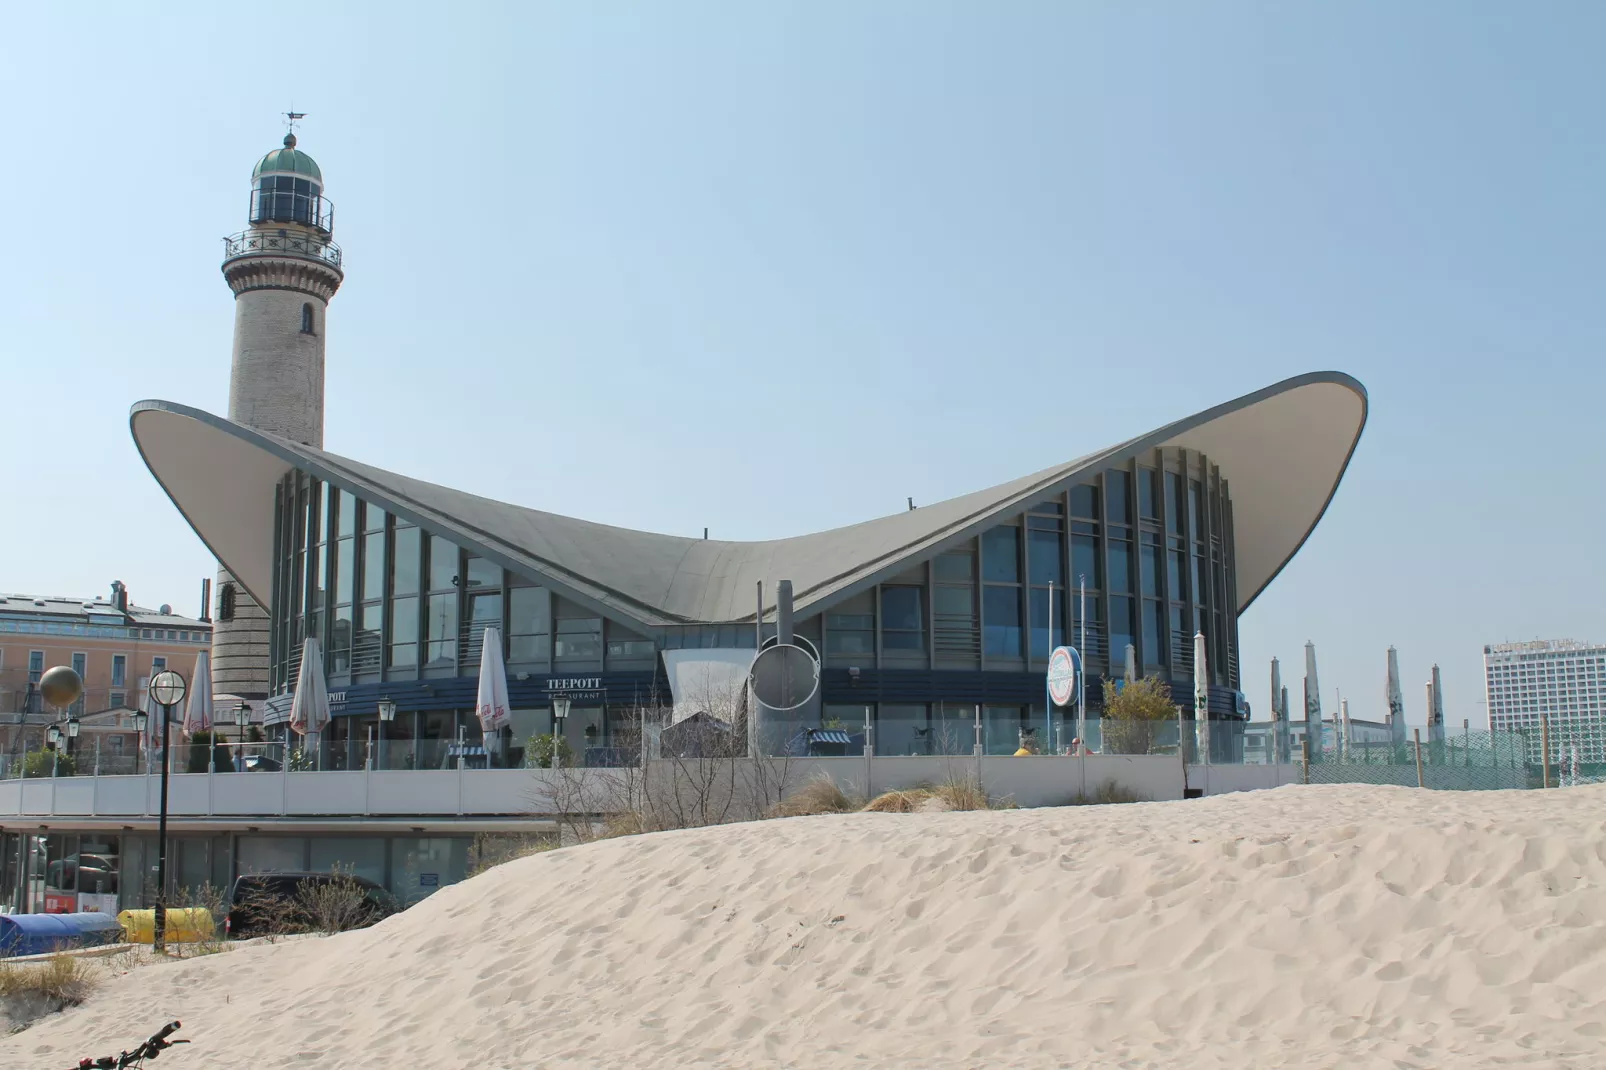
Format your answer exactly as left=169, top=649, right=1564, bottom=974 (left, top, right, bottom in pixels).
left=983, top=587, right=1021, bottom=657
left=1140, top=545, right=1160, bottom=597
left=425, top=593, right=457, bottom=668
left=555, top=618, right=602, bottom=660
left=1143, top=600, right=1164, bottom=664
left=1108, top=540, right=1132, bottom=594
left=1109, top=596, right=1135, bottom=669
left=1166, top=473, right=1184, bottom=535
left=1138, top=469, right=1159, bottom=519
left=1168, top=550, right=1186, bottom=602
left=1070, top=483, right=1100, bottom=519
left=335, top=537, right=355, bottom=606
left=1106, top=471, right=1131, bottom=524
left=826, top=613, right=875, bottom=655
left=881, top=587, right=923, bottom=651
left=362, top=531, right=386, bottom=601
left=465, top=556, right=501, bottom=591
left=1029, top=586, right=1066, bottom=658
left=392, top=526, right=421, bottom=597
left=428, top=535, right=457, bottom=591
left=1028, top=528, right=1063, bottom=587
left=1071, top=534, right=1100, bottom=590
left=932, top=551, right=974, bottom=583
left=363, top=504, right=386, bottom=533
left=981, top=526, right=1020, bottom=583
left=933, top=585, right=973, bottom=618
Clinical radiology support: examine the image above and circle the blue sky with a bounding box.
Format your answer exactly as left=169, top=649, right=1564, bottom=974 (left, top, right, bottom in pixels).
left=4, top=3, right=1602, bottom=724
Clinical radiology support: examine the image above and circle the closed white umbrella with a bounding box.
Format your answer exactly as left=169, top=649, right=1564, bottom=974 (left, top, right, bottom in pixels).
left=1429, top=664, right=1446, bottom=745
left=183, top=651, right=213, bottom=738
left=1124, top=643, right=1137, bottom=685
left=1270, top=658, right=1284, bottom=765
left=1193, top=631, right=1209, bottom=763
left=1386, top=646, right=1406, bottom=749
left=288, top=637, right=330, bottom=769
left=476, top=627, right=511, bottom=759
left=1304, top=641, right=1322, bottom=759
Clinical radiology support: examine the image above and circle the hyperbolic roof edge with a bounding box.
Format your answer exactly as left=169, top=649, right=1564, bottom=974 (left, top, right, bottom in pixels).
left=129, top=370, right=1367, bottom=632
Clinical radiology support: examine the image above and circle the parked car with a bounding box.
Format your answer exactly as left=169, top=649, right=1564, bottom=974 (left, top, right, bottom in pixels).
left=224, top=871, right=399, bottom=939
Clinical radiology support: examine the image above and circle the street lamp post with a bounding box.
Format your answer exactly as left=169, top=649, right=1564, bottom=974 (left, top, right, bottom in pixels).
left=377, top=697, right=396, bottom=771
left=148, top=670, right=188, bottom=953
left=551, top=696, right=571, bottom=769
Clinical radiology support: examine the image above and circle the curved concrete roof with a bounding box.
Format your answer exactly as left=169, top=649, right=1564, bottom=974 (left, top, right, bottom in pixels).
left=130, top=371, right=1366, bottom=632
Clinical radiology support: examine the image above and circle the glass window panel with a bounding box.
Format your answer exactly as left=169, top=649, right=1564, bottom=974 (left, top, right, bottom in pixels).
left=1029, top=586, right=1067, bottom=658
left=391, top=526, right=421, bottom=597
left=1142, top=600, right=1164, bottom=664
left=1169, top=550, right=1187, bottom=603
left=1166, top=473, right=1184, bottom=535
left=1140, top=545, right=1160, bottom=597
left=331, top=605, right=353, bottom=672
left=1138, top=469, right=1159, bottom=519
left=391, top=596, right=419, bottom=645
left=311, top=542, right=328, bottom=613
left=316, top=483, right=331, bottom=544
left=826, top=613, right=874, bottom=655
left=362, top=531, right=385, bottom=601
left=933, top=585, right=973, bottom=618
left=428, top=535, right=457, bottom=591
left=983, top=586, right=1021, bottom=657
left=1170, top=606, right=1186, bottom=652
left=554, top=618, right=602, bottom=660
left=880, top=587, right=922, bottom=632
left=509, top=587, right=549, bottom=636
left=1028, top=529, right=1063, bottom=587
left=426, top=593, right=457, bottom=641
left=1190, top=482, right=1205, bottom=539
left=1109, top=596, right=1135, bottom=670
left=876, top=704, right=931, bottom=757
left=1192, top=553, right=1205, bottom=608
left=1071, top=534, right=1100, bottom=590
left=1106, top=471, right=1131, bottom=524
left=363, top=504, right=386, bottom=533
left=335, top=537, right=355, bottom=606
left=1108, top=540, right=1132, bottom=594
left=1070, top=483, right=1100, bottom=519
left=932, top=552, right=974, bottom=583
left=981, top=526, right=1020, bottom=584
left=510, top=634, right=551, bottom=662
left=388, top=641, right=418, bottom=669
left=465, top=556, right=501, bottom=591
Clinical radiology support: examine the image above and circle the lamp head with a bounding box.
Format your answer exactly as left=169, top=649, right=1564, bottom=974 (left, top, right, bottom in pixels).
left=134, top=710, right=148, bottom=735
left=552, top=695, right=571, bottom=721
left=46, top=725, right=61, bottom=747
left=150, top=670, right=187, bottom=709
left=377, top=697, right=397, bottom=722
left=66, top=717, right=80, bottom=739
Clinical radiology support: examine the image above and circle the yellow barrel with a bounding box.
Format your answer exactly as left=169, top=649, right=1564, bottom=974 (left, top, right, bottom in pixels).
left=116, top=908, right=216, bottom=944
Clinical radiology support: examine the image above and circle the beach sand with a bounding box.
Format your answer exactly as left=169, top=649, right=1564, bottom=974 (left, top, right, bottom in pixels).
left=5, top=783, right=1604, bottom=1069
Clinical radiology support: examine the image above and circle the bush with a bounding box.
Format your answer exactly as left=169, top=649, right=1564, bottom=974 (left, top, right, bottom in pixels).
left=185, top=731, right=234, bottom=773
left=1063, top=782, right=1148, bottom=806
left=0, top=953, right=97, bottom=1003
left=22, top=750, right=76, bottom=778
left=467, top=833, right=556, bottom=876
left=1101, top=676, right=1176, bottom=755
left=525, top=733, right=574, bottom=769
left=768, top=773, right=863, bottom=817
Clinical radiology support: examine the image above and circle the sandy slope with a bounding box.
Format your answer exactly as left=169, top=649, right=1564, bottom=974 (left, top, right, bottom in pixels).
left=6, top=784, right=1605, bottom=1070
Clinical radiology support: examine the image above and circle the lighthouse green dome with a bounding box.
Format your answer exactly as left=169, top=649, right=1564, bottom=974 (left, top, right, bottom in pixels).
left=252, top=133, right=322, bottom=183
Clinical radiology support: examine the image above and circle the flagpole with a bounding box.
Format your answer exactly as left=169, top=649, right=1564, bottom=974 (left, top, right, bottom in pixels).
left=1046, top=579, right=1054, bottom=752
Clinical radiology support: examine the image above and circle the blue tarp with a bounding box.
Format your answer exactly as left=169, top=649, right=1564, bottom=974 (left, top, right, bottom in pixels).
left=0, top=912, right=124, bottom=957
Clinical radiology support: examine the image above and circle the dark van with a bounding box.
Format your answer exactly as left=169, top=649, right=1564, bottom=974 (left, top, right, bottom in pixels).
left=224, top=871, right=398, bottom=939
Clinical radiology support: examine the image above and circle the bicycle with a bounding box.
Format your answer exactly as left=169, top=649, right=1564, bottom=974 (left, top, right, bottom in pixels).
left=73, top=1021, right=189, bottom=1068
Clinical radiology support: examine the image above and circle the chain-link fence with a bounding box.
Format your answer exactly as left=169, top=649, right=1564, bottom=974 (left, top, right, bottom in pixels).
left=1301, top=728, right=1534, bottom=790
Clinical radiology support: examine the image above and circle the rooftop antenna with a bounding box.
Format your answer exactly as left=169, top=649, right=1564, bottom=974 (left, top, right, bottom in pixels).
left=907, top=497, right=916, bottom=511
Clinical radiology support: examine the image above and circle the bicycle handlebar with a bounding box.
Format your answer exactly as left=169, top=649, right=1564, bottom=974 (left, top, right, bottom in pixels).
left=74, top=1021, right=186, bottom=1069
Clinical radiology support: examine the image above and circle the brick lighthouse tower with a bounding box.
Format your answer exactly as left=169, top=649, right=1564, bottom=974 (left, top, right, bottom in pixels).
left=212, top=120, right=343, bottom=700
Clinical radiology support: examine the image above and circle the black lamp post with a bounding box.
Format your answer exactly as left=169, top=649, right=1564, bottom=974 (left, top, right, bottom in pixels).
left=148, top=669, right=187, bottom=953
left=377, top=697, right=396, bottom=770
left=551, top=696, right=571, bottom=769
left=235, top=702, right=251, bottom=771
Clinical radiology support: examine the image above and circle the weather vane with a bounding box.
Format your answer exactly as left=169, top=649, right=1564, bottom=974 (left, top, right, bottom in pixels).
left=284, top=110, right=306, bottom=136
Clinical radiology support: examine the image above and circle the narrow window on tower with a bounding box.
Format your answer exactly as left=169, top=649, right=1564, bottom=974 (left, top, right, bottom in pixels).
left=218, top=582, right=237, bottom=622
left=301, top=303, right=316, bottom=334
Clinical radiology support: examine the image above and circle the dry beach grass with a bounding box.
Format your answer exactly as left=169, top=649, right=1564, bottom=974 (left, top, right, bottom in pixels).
left=4, top=783, right=1604, bottom=1069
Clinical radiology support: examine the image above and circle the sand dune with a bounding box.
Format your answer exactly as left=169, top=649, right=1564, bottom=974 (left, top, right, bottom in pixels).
left=7, top=784, right=1606, bottom=1069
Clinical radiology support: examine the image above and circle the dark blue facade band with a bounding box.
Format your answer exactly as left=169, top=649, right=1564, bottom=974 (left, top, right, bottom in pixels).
left=820, top=668, right=1248, bottom=718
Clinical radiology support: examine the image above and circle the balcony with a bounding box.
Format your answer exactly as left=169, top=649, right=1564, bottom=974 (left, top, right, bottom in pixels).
left=222, top=229, right=343, bottom=271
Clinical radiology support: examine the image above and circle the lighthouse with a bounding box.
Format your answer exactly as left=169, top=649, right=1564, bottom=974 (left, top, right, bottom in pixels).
left=212, top=123, right=344, bottom=700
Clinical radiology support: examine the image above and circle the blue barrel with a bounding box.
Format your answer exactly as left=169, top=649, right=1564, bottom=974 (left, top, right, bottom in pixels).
left=0, top=912, right=125, bottom=957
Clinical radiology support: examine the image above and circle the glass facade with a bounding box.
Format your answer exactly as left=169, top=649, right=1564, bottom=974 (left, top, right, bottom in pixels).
left=270, top=446, right=1242, bottom=735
